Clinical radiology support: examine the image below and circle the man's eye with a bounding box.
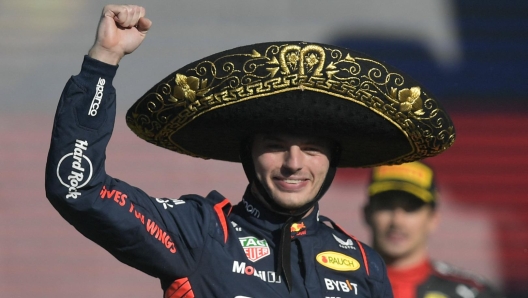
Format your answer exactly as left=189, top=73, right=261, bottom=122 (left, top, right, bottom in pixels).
left=304, top=146, right=323, bottom=153
left=265, top=143, right=284, bottom=150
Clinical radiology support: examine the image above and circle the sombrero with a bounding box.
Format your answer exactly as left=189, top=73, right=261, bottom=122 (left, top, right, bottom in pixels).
left=126, top=41, right=455, bottom=167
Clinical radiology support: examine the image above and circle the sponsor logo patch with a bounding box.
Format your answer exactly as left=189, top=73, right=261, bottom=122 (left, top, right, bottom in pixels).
left=231, top=221, right=242, bottom=232
left=316, top=251, right=360, bottom=271
left=242, top=199, right=260, bottom=218
left=98, top=185, right=177, bottom=254
left=155, top=198, right=185, bottom=209
left=324, top=278, right=358, bottom=295
left=145, top=218, right=176, bottom=253
left=290, top=222, right=306, bottom=232
left=100, top=185, right=127, bottom=206
left=333, top=234, right=356, bottom=250
left=239, top=236, right=270, bottom=262
left=232, top=261, right=281, bottom=283
left=56, top=139, right=92, bottom=199
left=88, top=77, right=105, bottom=116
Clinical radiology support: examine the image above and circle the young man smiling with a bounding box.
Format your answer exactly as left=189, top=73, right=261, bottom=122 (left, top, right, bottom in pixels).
left=251, top=133, right=333, bottom=211
left=45, top=4, right=456, bottom=297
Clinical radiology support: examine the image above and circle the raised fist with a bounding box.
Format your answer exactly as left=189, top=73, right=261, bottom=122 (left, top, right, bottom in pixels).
left=88, top=4, right=152, bottom=65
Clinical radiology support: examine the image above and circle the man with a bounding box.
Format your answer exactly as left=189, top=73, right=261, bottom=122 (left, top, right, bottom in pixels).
left=45, top=4, right=456, bottom=297
left=363, top=161, right=503, bottom=298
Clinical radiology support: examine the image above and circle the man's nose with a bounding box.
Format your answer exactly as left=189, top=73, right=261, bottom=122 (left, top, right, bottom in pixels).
left=283, top=146, right=303, bottom=172
left=390, top=208, right=407, bottom=224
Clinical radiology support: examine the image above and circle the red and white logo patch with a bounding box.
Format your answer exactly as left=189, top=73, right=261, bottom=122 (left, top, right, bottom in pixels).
left=239, top=236, right=270, bottom=262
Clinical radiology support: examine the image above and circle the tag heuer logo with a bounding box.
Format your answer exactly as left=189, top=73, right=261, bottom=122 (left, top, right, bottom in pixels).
left=239, top=236, right=270, bottom=262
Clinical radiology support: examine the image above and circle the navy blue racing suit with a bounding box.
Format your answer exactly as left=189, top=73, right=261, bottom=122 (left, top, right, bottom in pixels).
left=45, top=56, right=394, bottom=298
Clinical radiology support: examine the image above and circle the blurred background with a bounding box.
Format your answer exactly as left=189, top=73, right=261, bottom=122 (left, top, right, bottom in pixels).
left=1, top=0, right=527, bottom=297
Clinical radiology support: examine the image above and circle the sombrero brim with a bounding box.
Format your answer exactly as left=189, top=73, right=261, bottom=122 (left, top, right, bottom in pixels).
left=126, top=41, right=455, bottom=167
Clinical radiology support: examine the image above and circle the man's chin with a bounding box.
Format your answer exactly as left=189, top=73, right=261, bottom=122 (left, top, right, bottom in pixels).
left=381, top=247, right=412, bottom=259
left=275, top=201, right=304, bottom=210
left=272, top=195, right=314, bottom=210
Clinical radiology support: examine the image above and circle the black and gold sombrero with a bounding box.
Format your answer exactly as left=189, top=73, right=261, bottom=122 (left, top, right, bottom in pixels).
left=126, top=41, right=455, bottom=167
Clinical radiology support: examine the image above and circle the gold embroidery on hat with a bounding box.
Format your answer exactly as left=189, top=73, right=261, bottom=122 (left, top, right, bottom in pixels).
left=392, top=86, right=425, bottom=116
left=168, top=74, right=210, bottom=112
left=277, top=45, right=325, bottom=77
left=126, top=42, right=455, bottom=165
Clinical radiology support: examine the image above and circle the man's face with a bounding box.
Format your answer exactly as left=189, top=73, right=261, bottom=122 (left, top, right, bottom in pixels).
left=365, top=192, right=438, bottom=263
left=251, top=133, right=332, bottom=210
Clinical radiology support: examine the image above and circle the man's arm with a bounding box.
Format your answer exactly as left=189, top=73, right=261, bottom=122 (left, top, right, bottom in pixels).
left=45, top=5, right=210, bottom=280
left=46, top=3, right=152, bottom=228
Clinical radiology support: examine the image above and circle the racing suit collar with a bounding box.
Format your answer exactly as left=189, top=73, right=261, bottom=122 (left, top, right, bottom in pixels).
left=238, top=185, right=320, bottom=237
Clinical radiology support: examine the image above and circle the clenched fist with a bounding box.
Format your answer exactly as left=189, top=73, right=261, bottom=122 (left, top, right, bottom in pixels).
left=88, top=4, right=152, bottom=65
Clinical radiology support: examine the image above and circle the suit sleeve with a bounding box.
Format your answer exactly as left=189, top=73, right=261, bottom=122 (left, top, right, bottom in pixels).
left=45, top=56, right=211, bottom=280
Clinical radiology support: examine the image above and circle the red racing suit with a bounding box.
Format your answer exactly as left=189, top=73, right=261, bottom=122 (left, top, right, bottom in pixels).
left=45, top=56, right=394, bottom=298
left=387, top=258, right=504, bottom=298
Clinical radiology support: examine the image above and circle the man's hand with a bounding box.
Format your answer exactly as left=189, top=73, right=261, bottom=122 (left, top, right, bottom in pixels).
left=88, top=5, right=152, bottom=65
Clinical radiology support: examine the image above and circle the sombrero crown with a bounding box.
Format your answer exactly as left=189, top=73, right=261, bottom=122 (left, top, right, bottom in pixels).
left=126, top=41, right=455, bottom=167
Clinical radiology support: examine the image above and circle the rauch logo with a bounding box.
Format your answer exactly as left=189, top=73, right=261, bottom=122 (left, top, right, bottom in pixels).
left=316, top=251, right=360, bottom=271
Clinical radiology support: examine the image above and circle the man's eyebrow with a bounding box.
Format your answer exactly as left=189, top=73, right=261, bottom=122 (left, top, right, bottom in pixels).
left=260, top=135, right=285, bottom=142
left=259, top=135, right=330, bottom=147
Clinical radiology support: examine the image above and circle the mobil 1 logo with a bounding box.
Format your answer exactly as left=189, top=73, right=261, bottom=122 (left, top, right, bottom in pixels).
left=56, top=139, right=93, bottom=199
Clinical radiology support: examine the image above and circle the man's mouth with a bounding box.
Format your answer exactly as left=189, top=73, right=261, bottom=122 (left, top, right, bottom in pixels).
left=386, top=230, right=407, bottom=242
left=274, top=178, right=309, bottom=190
left=283, top=179, right=304, bottom=184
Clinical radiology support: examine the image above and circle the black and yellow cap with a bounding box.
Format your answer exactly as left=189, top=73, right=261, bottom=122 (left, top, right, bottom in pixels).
left=369, top=161, right=436, bottom=203
left=126, top=41, right=456, bottom=168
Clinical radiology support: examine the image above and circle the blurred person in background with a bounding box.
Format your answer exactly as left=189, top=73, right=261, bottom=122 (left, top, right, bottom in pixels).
left=363, top=161, right=504, bottom=298
left=45, top=4, right=456, bottom=297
